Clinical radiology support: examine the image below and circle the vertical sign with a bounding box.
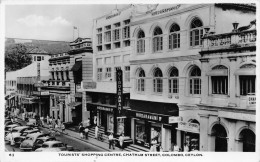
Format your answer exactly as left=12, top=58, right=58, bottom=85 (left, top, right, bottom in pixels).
left=116, top=69, right=123, bottom=116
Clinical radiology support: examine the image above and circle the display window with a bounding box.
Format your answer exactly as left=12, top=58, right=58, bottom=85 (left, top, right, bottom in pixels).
left=117, top=118, right=125, bottom=135
left=150, top=126, right=162, bottom=143
left=184, top=132, right=199, bottom=151
left=107, top=113, right=114, bottom=132
left=135, top=123, right=146, bottom=142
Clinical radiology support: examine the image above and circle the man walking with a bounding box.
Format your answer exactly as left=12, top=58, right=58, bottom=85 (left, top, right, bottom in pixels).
left=108, top=133, right=115, bottom=150
left=119, top=133, right=124, bottom=151
left=84, top=127, right=89, bottom=140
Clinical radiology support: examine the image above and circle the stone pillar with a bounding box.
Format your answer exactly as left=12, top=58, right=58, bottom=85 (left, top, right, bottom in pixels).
left=200, top=58, right=209, bottom=104
left=131, top=119, right=135, bottom=144
left=161, top=126, right=171, bottom=152
left=228, top=57, right=237, bottom=107
left=228, top=120, right=235, bottom=152
left=199, top=113, right=209, bottom=151
left=176, top=130, right=181, bottom=147
left=82, top=92, right=92, bottom=125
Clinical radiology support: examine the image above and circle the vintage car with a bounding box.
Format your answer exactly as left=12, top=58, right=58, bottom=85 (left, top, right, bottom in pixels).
left=14, top=129, right=41, bottom=147
left=32, top=136, right=57, bottom=151
left=5, top=126, right=31, bottom=144
left=26, top=119, right=37, bottom=127
left=20, top=132, right=50, bottom=151
left=5, top=121, right=22, bottom=127
left=35, top=141, right=74, bottom=152
left=5, top=124, right=20, bottom=136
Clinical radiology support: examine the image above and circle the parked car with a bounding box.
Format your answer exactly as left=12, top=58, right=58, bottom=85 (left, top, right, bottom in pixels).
left=5, top=121, right=22, bottom=127
left=14, top=129, right=41, bottom=147
left=5, top=124, right=20, bottom=136
left=32, top=136, right=57, bottom=151
left=26, top=119, right=37, bottom=127
left=20, top=132, right=49, bottom=151
left=35, top=141, right=74, bottom=152
left=5, top=126, right=31, bottom=144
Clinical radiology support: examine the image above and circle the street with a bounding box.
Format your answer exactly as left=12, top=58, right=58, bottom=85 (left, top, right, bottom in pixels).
left=5, top=119, right=106, bottom=152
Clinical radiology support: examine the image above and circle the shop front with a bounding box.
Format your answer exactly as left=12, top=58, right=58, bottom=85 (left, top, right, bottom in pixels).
left=129, top=100, right=179, bottom=151
left=176, top=120, right=200, bottom=151
left=87, top=103, right=131, bottom=136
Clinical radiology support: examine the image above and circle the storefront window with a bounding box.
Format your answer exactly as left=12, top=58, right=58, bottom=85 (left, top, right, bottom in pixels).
left=117, top=118, right=125, bottom=135
left=136, top=123, right=146, bottom=143
left=107, top=114, right=114, bottom=132
left=150, top=127, right=161, bottom=144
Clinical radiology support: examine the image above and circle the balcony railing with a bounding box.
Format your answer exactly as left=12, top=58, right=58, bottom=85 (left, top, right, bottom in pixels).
left=46, top=80, right=70, bottom=87
left=201, top=30, right=256, bottom=52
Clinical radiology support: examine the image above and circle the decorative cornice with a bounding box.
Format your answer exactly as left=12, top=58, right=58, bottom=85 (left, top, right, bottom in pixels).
left=130, top=55, right=201, bottom=65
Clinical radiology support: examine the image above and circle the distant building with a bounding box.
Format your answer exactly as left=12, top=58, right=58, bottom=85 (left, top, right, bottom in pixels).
left=26, top=47, right=51, bottom=62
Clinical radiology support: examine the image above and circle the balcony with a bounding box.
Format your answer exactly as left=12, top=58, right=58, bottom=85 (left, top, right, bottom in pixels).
left=201, top=29, right=256, bottom=54
left=46, top=80, right=70, bottom=87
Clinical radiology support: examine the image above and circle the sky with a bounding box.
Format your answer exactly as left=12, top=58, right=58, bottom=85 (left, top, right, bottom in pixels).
left=5, top=4, right=128, bottom=41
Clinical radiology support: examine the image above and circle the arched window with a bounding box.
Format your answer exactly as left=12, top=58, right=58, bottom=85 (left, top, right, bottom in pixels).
left=153, top=68, right=163, bottom=93
left=153, top=27, right=163, bottom=52
left=137, top=30, right=145, bottom=53
left=137, top=69, right=145, bottom=92
left=169, top=24, right=180, bottom=50
left=189, top=66, right=201, bottom=95
left=168, top=67, right=179, bottom=94
left=190, top=18, right=203, bottom=47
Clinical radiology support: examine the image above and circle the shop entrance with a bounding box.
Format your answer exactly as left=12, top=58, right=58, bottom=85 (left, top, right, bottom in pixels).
left=239, top=129, right=255, bottom=152
left=212, top=124, right=227, bottom=152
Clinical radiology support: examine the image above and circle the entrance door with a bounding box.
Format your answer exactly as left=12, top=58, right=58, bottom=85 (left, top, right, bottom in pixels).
left=240, top=129, right=255, bottom=152
left=212, top=124, right=228, bottom=152
left=100, top=111, right=106, bottom=127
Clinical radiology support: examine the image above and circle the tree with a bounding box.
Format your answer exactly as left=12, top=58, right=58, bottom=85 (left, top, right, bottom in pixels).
left=5, top=44, right=32, bottom=72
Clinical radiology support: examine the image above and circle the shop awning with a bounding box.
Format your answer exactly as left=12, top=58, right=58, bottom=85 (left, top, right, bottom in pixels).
left=129, top=100, right=179, bottom=116
left=5, top=95, right=10, bottom=100
left=234, top=68, right=255, bottom=75
left=68, top=101, right=82, bottom=107
left=8, top=95, right=15, bottom=100
left=206, top=69, right=228, bottom=76
left=71, top=61, right=82, bottom=71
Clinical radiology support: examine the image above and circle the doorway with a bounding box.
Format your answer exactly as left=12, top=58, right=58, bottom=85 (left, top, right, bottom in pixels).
left=212, top=124, right=228, bottom=152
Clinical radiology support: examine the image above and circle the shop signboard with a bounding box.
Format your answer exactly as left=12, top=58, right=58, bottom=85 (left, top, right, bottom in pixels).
left=116, top=69, right=123, bottom=116
left=97, top=106, right=113, bottom=112
left=247, top=95, right=256, bottom=106
left=83, top=82, right=97, bottom=89
left=177, top=122, right=200, bottom=134
left=169, top=116, right=183, bottom=123
left=41, top=91, right=49, bottom=96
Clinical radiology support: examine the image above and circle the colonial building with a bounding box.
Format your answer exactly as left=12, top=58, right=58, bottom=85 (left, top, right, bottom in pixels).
left=42, top=53, right=71, bottom=122
left=16, top=59, right=50, bottom=117
left=84, top=5, right=132, bottom=136
left=198, top=18, right=256, bottom=151
left=68, top=37, right=93, bottom=126
left=5, top=71, right=18, bottom=108
left=129, top=3, right=256, bottom=152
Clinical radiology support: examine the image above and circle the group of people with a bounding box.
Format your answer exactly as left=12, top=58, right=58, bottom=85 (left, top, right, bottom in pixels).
left=108, top=132, right=125, bottom=150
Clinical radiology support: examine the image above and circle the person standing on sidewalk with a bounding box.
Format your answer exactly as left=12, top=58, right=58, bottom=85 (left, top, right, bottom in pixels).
left=79, top=124, right=84, bottom=139
left=119, top=133, right=125, bottom=151
left=61, top=122, right=65, bottom=134
left=108, top=133, right=115, bottom=150
left=84, top=127, right=89, bottom=140
left=94, top=125, right=99, bottom=139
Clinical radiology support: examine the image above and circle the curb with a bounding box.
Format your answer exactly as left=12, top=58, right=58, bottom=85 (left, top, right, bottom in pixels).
left=41, top=125, right=117, bottom=152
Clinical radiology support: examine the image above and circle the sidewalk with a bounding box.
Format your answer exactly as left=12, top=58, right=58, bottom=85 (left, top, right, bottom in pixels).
left=11, top=113, right=122, bottom=152
left=42, top=123, right=122, bottom=152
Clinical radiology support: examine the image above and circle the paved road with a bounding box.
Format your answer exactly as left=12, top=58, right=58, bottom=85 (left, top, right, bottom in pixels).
left=5, top=119, right=105, bottom=152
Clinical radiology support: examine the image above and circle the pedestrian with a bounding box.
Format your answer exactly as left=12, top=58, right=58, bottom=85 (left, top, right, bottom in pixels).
left=184, top=143, right=189, bottom=152
left=46, top=115, right=49, bottom=125
left=159, top=144, right=164, bottom=152
left=49, top=116, right=53, bottom=125
left=94, top=125, right=99, bottom=139
left=108, top=133, right=115, bottom=149
left=11, top=117, right=14, bottom=123
left=150, top=138, right=158, bottom=152
left=61, top=123, right=65, bottom=134
left=40, top=116, right=44, bottom=126
left=173, top=143, right=180, bottom=152
left=119, top=133, right=125, bottom=151
left=79, top=124, right=84, bottom=139
left=84, top=127, right=89, bottom=140
left=86, top=118, right=90, bottom=128
left=57, top=117, right=61, bottom=127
